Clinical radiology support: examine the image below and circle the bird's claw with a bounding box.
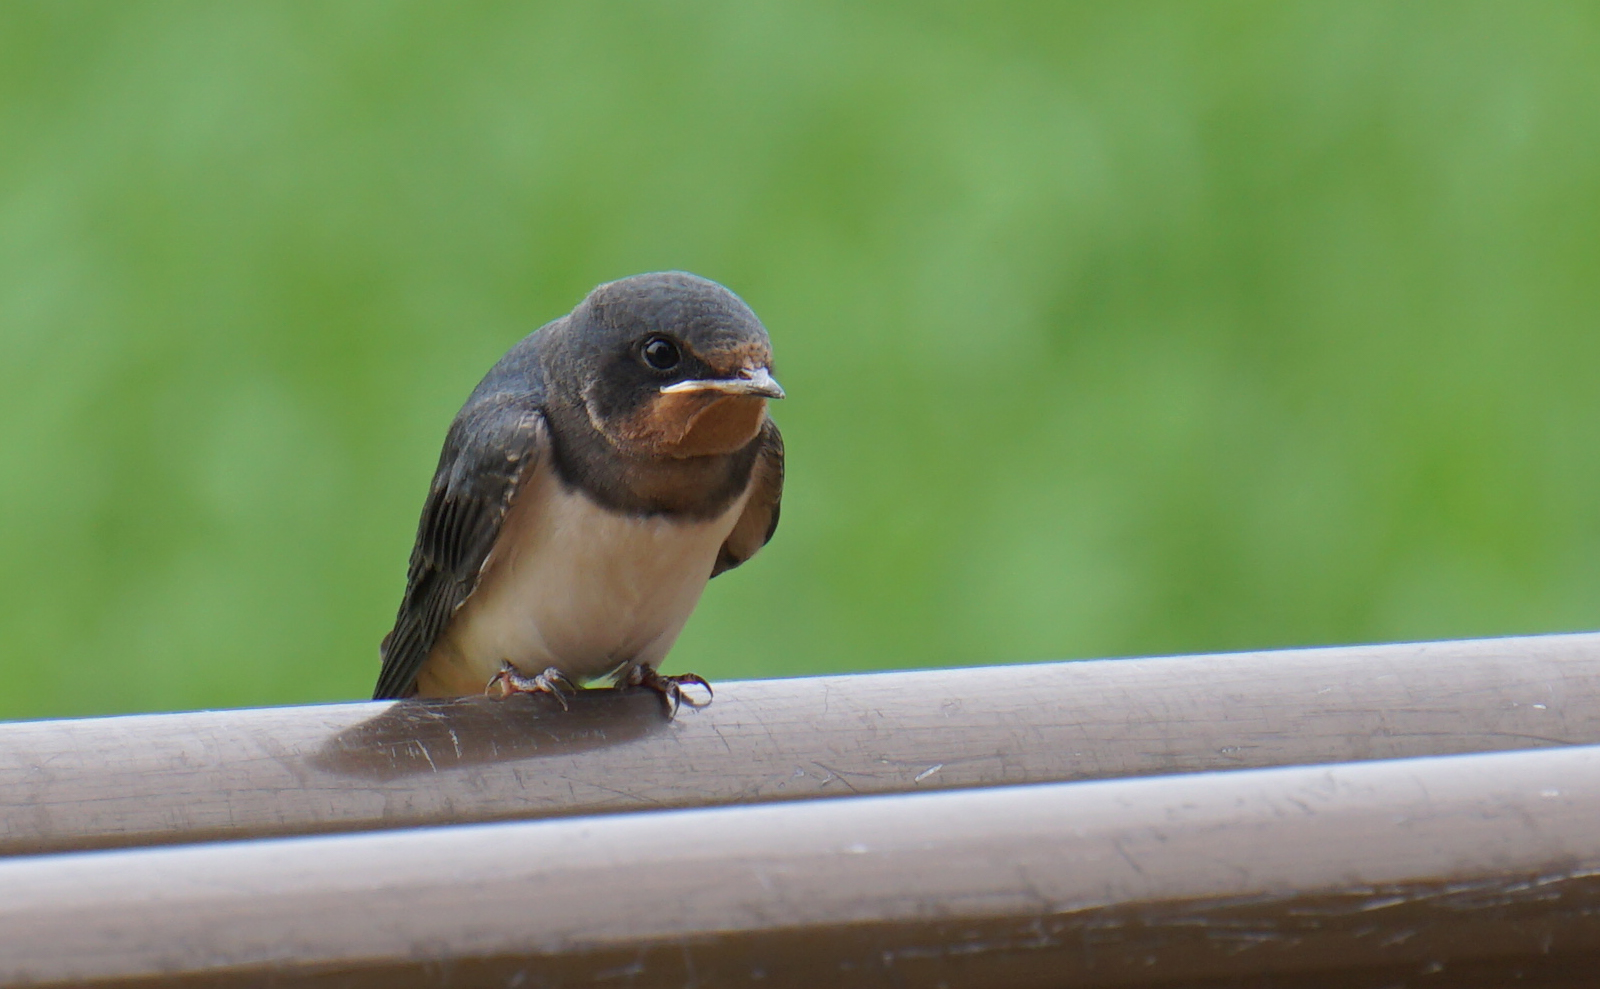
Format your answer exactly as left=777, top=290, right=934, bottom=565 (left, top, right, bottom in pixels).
left=487, top=662, right=573, bottom=710
left=623, top=666, right=713, bottom=717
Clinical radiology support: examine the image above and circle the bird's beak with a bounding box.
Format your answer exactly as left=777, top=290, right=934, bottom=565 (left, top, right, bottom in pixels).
left=660, top=367, right=786, bottom=400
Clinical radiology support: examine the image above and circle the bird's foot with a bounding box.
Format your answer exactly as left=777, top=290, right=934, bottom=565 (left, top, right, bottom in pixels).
left=622, top=665, right=713, bottom=717
left=487, top=662, right=573, bottom=710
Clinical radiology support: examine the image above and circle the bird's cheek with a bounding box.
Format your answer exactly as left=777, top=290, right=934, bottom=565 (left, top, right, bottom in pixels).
left=663, top=394, right=767, bottom=458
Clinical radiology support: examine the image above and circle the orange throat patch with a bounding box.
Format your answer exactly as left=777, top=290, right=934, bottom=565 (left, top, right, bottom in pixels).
left=647, top=392, right=767, bottom=458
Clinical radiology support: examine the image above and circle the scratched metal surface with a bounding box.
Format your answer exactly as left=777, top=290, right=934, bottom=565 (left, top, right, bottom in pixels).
left=6, top=744, right=1600, bottom=987
left=3, top=631, right=1599, bottom=856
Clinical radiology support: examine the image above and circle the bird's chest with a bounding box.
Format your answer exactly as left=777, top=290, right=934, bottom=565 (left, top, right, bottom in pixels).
left=438, top=465, right=745, bottom=685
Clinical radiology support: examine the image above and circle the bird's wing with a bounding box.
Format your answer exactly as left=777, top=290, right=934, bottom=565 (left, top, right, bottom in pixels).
left=373, top=395, right=549, bottom=699
left=713, top=417, right=784, bottom=577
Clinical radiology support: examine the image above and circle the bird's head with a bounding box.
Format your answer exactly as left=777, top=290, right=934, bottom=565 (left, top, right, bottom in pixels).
left=553, top=272, right=783, bottom=459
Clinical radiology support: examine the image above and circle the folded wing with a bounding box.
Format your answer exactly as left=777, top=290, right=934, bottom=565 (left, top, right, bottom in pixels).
left=713, top=417, right=784, bottom=577
left=373, top=396, right=549, bottom=699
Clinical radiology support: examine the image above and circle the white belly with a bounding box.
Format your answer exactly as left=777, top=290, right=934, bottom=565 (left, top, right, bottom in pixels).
left=416, top=463, right=747, bottom=695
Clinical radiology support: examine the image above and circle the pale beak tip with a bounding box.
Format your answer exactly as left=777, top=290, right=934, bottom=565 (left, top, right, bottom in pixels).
left=744, top=367, right=785, bottom=399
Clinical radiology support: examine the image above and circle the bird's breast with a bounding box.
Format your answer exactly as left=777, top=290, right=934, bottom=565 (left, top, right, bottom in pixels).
left=417, top=462, right=747, bottom=695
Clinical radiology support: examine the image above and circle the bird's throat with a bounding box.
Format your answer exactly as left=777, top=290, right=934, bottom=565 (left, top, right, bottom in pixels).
left=611, top=392, right=766, bottom=459
left=661, top=393, right=767, bottom=458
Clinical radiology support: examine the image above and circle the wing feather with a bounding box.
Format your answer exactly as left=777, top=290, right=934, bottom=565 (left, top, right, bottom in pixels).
left=712, top=417, right=784, bottom=577
left=372, top=397, right=548, bottom=699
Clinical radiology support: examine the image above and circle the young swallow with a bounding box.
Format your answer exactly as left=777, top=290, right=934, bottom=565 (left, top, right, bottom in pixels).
left=372, top=272, right=784, bottom=712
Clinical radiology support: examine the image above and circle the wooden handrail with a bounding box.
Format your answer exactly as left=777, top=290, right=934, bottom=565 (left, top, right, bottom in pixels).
left=6, top=743, right=1600, bottom=987
left=3, top=631, right=1598, bottom=856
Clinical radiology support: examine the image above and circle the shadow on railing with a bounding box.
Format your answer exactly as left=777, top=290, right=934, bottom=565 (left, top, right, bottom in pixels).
left=313, top=688, right=668, bottom=780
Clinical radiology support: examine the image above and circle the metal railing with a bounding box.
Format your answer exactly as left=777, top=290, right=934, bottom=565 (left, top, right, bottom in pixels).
left=5, top=632, right=1600, bottom=986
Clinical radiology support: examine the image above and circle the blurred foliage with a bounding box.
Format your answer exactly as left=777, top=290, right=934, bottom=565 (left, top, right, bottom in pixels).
left=2, top=2, right=1599, bottom=719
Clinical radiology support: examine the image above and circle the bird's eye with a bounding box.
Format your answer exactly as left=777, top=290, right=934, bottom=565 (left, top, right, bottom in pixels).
left=641, top=336, right=681, bottom=371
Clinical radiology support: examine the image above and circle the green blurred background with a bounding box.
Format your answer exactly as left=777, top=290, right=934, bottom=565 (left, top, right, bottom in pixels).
left=3, top=2, right=1598, bottom=719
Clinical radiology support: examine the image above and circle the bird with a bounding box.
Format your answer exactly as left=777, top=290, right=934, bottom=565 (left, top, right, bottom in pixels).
left=372, top=271, right=784, bottom=712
